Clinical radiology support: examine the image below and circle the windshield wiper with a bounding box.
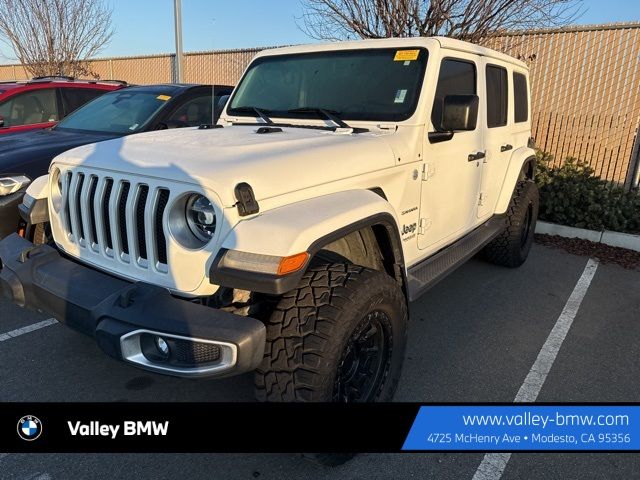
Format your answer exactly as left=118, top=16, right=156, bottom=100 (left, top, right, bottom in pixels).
left=287, top=107, right=351, bottom=129
left=232, top=106, right=273, bottom=124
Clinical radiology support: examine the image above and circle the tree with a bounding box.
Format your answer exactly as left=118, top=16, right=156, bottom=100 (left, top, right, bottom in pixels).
left=0, top=0, right=113, bottom=78
left=299, top=0, right=583, bottom=42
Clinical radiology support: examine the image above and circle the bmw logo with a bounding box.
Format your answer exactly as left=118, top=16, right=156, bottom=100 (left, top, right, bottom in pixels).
left=17, top=415, right=42, bottom=441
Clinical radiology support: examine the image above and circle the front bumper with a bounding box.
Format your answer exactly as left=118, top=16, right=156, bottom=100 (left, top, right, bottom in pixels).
left=0, top=234, right=266, bottom=378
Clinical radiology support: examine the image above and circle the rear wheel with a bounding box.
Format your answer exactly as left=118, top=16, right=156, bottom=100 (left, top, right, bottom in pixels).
left=483, top=180, right=539, bottom=267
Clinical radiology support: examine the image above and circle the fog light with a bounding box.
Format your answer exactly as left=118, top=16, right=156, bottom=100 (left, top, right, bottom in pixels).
left=155, top=337, right=170, bottom=357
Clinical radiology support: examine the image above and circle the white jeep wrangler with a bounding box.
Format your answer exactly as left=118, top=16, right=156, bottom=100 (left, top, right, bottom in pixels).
left=1, top=37, right=538, bottom=403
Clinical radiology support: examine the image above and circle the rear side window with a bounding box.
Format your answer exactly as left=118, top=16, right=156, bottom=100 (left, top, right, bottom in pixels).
left=0, top=88, right=58, bottom=127
left=486, top=65, right=508, bottom=128
left=431, top=59, right=476, bottom=130
left=61, top=88, right=105, bottom=115
left=167, top=94, right=214, bottom=127
left=513, top=72, right=528, bottom=123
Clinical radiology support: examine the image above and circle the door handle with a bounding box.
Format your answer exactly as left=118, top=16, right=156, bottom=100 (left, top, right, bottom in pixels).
left=500, top=144, right=513, bottom=152
left=468, top=151, right=486, bottom=162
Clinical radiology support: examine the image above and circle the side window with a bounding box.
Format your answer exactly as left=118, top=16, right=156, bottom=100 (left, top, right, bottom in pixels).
left=213, top=94, right=230, bottom=122
left=486, top=65, right=508, bottom=128
left=0, top=98, right=11, bottom=127
left=0, top=89, right=58, bottom=127
left=62, top=88, right=105, bottom=115
left=167, top=94, right=214, bottom=127
left=431, top=58, right=476, bottom=130
left=513, top=72, right=528, bottom=123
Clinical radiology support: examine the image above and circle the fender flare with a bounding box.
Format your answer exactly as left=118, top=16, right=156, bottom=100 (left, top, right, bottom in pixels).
left=24, top=175, right=49, bottom=201
left=211, top=190, right=405, bottom=295
left=494, top=147, right=536, bottom=214
left=18, top=174, right=50, bottom=226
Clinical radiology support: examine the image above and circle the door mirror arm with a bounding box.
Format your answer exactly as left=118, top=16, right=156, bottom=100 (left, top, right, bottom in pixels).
left=428, top=131, right=454, bottom=143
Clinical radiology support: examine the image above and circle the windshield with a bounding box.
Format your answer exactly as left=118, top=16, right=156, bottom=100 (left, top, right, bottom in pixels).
left=228, top=48, right=428, bottom=122
left=56, top=90, right=171, bottom=134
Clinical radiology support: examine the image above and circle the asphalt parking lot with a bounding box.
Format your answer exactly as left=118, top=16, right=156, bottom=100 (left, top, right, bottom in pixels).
left=1, top=242, right=639, bottom=479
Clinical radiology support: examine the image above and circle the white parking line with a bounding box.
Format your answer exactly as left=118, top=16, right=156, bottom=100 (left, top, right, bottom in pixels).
left=0, top=319, right=58, bottom=342
left=472, top=258, right=599, bottom=480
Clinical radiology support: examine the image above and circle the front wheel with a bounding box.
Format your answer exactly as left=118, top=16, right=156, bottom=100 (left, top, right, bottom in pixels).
left=254, top=263, right=408, bottom=403
left=483, top=180, right=539, bottom=267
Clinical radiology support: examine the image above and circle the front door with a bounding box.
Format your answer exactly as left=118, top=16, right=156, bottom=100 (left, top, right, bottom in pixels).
left=418, top=55, right=484, bottom=251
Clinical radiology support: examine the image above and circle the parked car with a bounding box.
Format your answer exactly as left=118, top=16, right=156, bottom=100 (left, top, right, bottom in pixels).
left=1, top=38, right=537, bottom=427
left=0, top=76, right=125, bottom=135
left=0, top=83, right=234, bottom=238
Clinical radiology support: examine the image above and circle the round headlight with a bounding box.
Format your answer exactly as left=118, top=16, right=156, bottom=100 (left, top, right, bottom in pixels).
left=185, top=194, right=216, bottom=242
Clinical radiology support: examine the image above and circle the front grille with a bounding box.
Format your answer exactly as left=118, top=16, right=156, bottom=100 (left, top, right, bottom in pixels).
left=60, top=171, right=170, bottom=270
left=172, top=339, right=221, bottom=364
left=87, top=176, right=99, bottom=245
left=118, top=182, right=130, bottom=255
left=136, top=185, right=149, bottom=260
left=103, top=179, right=114, bottom=250
left=74, top=173, right=85, bottom=241
left=155, top=189, right=170, bottom=265
left=63, top=172, right=72, bottom=234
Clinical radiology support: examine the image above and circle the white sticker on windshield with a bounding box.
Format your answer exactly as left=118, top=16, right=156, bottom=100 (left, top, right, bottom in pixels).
left=129, top=123, right=139, bottom=130
left=394, top=89, right=408, bottom=104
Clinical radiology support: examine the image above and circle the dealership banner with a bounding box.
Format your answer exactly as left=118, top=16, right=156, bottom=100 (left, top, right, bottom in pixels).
left=402, top=405, right=639, bottom=451
left=1, top=403, right=639, bottom=453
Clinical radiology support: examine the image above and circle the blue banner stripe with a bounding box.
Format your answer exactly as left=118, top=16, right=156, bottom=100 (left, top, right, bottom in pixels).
left=402, top=406, right=640, bottom=451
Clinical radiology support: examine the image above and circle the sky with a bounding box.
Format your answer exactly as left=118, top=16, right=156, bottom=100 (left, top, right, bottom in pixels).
left=1, top=0, right=640, bottom=62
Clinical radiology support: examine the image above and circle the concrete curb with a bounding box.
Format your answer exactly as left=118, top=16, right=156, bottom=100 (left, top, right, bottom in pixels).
left=535, top=221, right=640, bottom=252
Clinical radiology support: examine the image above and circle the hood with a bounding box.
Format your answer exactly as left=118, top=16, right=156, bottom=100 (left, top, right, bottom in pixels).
left=0, top=128, right=120, bottom=180
left=56, top=125, right=397, bottom=206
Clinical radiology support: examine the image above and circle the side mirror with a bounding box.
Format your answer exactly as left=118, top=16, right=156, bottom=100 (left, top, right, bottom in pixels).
left=0, top=115, right=4, bottom=128
left=441, top=94, right=479, bottom=132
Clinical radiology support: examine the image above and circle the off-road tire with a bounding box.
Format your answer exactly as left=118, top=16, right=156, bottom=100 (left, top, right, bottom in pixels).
left=254, top=263, right=408, bottom=403
left=483, top=180, right=539, bottom=267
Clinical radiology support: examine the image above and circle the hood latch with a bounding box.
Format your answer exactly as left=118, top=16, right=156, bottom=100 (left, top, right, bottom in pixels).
left=234, top=182, right=260, bottom=216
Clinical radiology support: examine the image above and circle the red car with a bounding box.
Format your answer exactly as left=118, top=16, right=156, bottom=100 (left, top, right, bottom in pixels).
left=0, top=76, right=125, bottom=135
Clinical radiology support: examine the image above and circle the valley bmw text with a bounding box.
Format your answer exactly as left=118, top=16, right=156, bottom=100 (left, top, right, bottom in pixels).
left=68, top=421, right=169, bottom=439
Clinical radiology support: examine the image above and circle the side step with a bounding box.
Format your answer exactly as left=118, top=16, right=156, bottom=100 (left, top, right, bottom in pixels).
left=407, top=216, right=506, bottom=302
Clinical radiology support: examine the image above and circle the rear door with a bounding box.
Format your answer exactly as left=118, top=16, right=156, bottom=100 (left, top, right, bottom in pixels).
left=478, top=60, right=512, bottom=219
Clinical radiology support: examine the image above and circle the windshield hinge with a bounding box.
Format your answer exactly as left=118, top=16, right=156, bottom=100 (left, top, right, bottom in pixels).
left=418, top=218, right=431, bottom=235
